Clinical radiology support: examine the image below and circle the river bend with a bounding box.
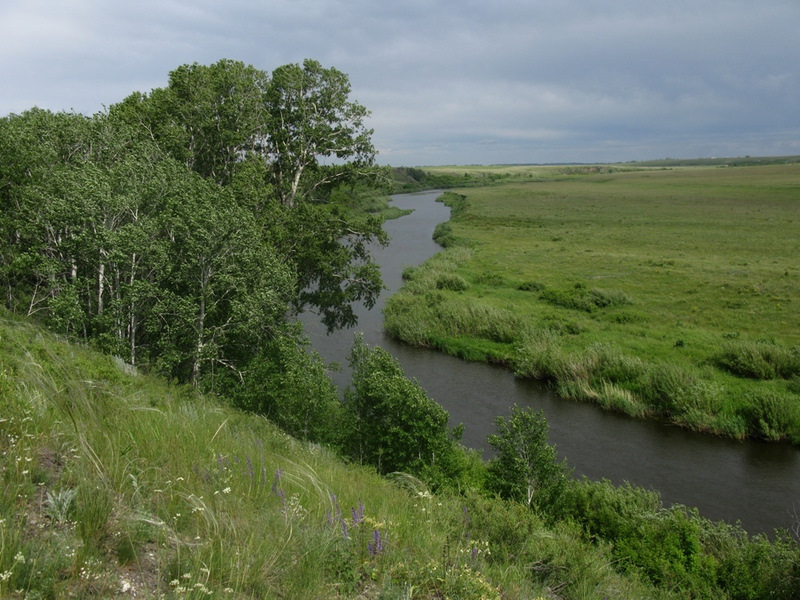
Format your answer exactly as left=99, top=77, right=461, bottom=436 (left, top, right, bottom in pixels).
left=300, top=190, right=800, bottom=535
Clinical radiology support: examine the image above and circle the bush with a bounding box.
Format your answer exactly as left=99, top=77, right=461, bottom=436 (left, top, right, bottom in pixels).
left=539, top=283, right=632, bottom=312
left=517, top=280, right=545, bottom=293
left=227, top=326, right=342, bottom=445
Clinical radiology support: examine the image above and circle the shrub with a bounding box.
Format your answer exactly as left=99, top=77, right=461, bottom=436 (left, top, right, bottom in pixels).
left=343, top=335, right=464, bottom=487
left=539, top=284, right=631, bottom=312
left=432, top=222, right=456, bottom=247
left=474, top=271, right=505, bottom=286
left=227, top=326, right=342, bottom=446
left=517, top=280, right=545, bottom=293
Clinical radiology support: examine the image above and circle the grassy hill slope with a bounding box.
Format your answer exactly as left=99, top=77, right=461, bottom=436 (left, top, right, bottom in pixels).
left=0, top=310, right=672, bottom=599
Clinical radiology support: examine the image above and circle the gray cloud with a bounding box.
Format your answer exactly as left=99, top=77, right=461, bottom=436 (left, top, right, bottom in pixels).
left=2, top=0, right=797, bottom=164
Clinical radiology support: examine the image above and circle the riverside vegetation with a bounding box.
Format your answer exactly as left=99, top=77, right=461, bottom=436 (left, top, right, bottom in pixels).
left=2, top=58, right=799, bottom=596
left=385, top=163, right=800, bottom=444
left=2, top=310, right=799, bottom=598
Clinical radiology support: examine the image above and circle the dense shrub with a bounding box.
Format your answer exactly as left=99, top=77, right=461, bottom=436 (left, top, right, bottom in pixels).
left=552, top=479, right=800, bottom=598
left=517, top=280, right=545, bottom=292
left=432, top=221, right=456, bottom=247
left=474, top=271, right=505, bottom=286
left=704, top=524, right=800, bottom=600
left=227, top=326, right=342, bottom=445
left=435, top=272, right=470, bottom=291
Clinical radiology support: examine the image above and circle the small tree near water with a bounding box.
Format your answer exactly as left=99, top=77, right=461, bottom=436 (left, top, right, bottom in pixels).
left=343, top=335, right=462, bottom=484
left=487, top=405, right=568, bottom=510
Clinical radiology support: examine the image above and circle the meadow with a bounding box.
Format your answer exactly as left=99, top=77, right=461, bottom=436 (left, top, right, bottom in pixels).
left=385, top=164, right=800, bottom=442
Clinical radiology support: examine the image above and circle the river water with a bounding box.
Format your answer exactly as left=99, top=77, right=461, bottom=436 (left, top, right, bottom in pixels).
left=300, top=190, right=800, bottom=535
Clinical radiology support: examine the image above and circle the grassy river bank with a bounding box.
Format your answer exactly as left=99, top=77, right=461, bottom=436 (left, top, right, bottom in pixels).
left=385, top=163, right=800, bottom=443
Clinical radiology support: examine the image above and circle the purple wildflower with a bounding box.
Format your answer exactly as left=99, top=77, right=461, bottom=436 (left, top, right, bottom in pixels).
left=368, top=529, right=383, bottom=556
left=352, top=501, right=365, bottom=525
left=271, top=468, right=286, bottom=505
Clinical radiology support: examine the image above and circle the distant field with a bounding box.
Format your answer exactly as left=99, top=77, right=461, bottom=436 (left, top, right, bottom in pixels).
left=385, top=164, right=800, bottom=441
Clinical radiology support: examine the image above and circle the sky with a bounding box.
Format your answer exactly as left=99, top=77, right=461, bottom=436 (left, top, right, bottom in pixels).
left=2, top=0, right=798, bottom=166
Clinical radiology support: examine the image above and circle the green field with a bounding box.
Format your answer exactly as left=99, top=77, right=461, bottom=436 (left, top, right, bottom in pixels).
left=385, top=164, right=800, bottom=442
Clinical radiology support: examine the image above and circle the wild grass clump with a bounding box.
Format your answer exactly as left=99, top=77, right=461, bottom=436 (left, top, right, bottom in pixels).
left=743, top=389, right=800, bottom=442
left=539, top=283, right=632, bottom=313
left=435, top=272, right=470, bottom=291
left=512, top=329, right=568, bottom=381
left=713, top=340, right=800, bottom=380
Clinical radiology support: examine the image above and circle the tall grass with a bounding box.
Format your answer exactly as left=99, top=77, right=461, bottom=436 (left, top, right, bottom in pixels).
left=2, top=311, right=684, bottom=598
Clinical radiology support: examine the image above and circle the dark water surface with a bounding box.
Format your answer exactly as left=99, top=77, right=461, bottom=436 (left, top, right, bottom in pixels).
left=301, top=191, right=800, bottom=535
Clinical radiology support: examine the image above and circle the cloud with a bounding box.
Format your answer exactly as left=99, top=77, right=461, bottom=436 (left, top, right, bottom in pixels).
left=1, top=0, right=798, bottom=164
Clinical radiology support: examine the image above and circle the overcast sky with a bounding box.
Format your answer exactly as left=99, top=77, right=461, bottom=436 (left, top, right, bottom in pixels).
left=2, top=0, right=798, bottom=165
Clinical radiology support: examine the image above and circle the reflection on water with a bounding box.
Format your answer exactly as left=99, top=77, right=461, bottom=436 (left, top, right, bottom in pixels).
left=300, top=191, right=800, bottom=535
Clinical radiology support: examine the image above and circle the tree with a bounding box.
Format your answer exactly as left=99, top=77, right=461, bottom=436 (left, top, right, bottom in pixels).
left=111, top=58, right=390, bottom=332
left=142, top=173, right=294, bottom=387
left=111, top=59, right=269, bottom=186
left=261, top=59, right=379, bottom=209
left=487, top=405, right=569, bottom=509
left=343, top=335, right=461, bottom=482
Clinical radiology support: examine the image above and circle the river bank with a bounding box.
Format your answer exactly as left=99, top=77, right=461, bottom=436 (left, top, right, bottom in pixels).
left=384, top=167, right=800, bottom=445
left=301, top=189, right=800, bottom=536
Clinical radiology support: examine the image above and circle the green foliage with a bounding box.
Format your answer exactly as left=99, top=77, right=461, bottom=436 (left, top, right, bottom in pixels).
left=1, top=57, right=391, bottom=389
left=486, top=406, right=569, bottom=510
left=517, top=280, right=546, bottom=292
left=227, top=324, right=342, bottom=446
left=264, top=59, right=381, bottom=208
left=343, top=335, right=465, bottom=486
left=435, top=272, right=469, bottom=291
left=556, top=477, right=800, bottom=598
left=743, top=389, right=800, bottom=442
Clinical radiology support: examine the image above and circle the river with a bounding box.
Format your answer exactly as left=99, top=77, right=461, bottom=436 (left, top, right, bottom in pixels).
left=300, top=190, right=800, bottom=535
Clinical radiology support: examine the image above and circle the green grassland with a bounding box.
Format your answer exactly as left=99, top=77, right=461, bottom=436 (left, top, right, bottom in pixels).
left=385, top=164, right=800, bottom=442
